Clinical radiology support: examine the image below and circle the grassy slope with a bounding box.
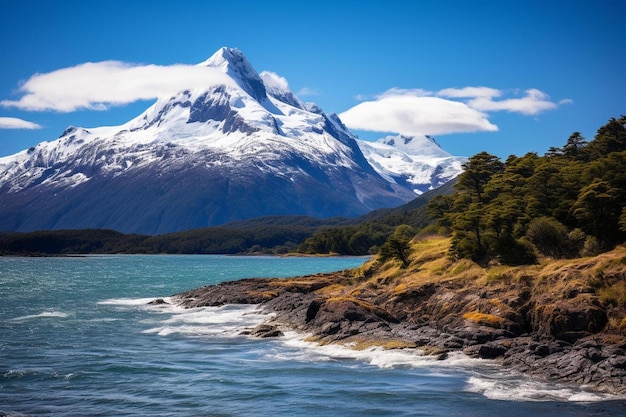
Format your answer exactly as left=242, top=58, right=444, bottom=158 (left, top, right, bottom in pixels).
left=321, top=235, right=626, bottom=341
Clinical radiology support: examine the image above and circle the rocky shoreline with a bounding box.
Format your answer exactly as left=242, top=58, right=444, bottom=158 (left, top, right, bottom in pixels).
left=171, top=240, right=626, bottom=396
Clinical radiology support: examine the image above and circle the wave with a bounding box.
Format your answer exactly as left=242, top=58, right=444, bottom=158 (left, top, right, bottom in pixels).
left=142, top=304, right=272, bottom=337
left=100, top=296, right=273, bottom=338
left=97, top=297, right=169, bottom=306
left=262, top=332, right=626, bottom=403
left=105, top=297, right=626, bottom=403
left=465, top=374, right=624, bottom=402
left=8, top=311, right=68, bottom=322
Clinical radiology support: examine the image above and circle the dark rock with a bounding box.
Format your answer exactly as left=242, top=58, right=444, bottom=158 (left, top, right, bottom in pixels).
left=533, top=344, right=551, bottom=357
left=305, top=299, right=323, bottom=323
left=531, top=299, right=608, bottom=341
left=170, top=269, right=626, bottom=395
left=462, top=345, right=482, bottom=357
left=251, top=324, right=284, bottom=338
left=452, top=325, right=514, bottom=345
left=558, top=331, right=592, bottom=343
left=319, top=322, right=341, bottom=336
left=477, top=342, right=509, bottom=359
left=148, top=298, right=168, bottom=305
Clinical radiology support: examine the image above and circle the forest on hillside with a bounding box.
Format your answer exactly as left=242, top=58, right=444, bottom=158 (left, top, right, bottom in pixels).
left=428, top=116, right=626, bottom=265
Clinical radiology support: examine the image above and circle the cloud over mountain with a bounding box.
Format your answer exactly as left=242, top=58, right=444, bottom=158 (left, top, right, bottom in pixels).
left=1, top=57, right=570, bottom=142
left=339, top=90, right=498, bottom=136
left=1, top=61, right=236, bottom=112
left=339, top=86, right=570, bottom=136
left=438, top=87, right=564, bottom=115
left=0, top=117, right=42, bottom=129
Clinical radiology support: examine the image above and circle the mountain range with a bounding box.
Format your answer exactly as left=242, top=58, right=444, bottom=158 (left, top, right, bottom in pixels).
left=0, top=47, right=465, bottom=234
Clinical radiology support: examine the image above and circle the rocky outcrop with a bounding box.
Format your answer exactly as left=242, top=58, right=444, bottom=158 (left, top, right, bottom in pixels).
left=173, top=241, right=626, bottom=395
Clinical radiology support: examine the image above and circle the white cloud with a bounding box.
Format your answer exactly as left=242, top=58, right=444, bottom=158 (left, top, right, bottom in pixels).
left=438, top=86, right=569, bottom=116
left=464, top=88, right=559, bottom=115
left=339, top=92, right=498, bottom=136
left=259, top=70, right=289, bottom=91
left=1, top=61, right=236, bottom=112
left=296, top=87, right=318, bottom=97
left=340, top=86, right=570, bottom=137
left=378, top=87, right=432, bottom=98
left=438, top=86, right=501, bottom=99
left=0, top=117, right=42, bottom=129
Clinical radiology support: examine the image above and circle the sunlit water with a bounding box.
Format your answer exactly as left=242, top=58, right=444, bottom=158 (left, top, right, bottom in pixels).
left=1, top=255, right=624, bottom=416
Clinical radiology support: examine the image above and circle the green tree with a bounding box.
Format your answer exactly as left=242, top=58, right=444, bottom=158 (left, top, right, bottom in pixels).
left=378, top=225, right=415, bottom=268
left=562, top=132, right=588, bottom=159
left=584, top=116, right=626, bottom=160
left=450, top=201, right=487, bottom=261
left=526, top=217, right=570, bottom=258
left=571, top=179, right=624, bottom=247
left=619, top=207, right=626, bottom=233
left=456, top=151, right=504, bottom=203
left=427, top=194, right=455, bottom=229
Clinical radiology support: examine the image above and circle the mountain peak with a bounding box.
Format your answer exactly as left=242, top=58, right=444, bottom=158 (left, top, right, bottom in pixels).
left=0, top=47, right=465, bottom=233
left=378, top=134, right=451, bottom=158
left=202, top=47, right=267, bottom=102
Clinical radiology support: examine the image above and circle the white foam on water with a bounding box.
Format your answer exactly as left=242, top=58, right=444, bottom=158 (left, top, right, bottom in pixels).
left=97, top=297, right=167, bottom=306
left=86, top=317, right=122, bottom=323
left=273, top=331, right=477, bottom=370
left=274, top=331, right=626, bottom=403
left=138, top=300, right=273, bottom=337
left=109, top=298, right=626, bottom=403
left=8, top=311, right=69, bottom=322
left=465, top=374, right=625, bottom=402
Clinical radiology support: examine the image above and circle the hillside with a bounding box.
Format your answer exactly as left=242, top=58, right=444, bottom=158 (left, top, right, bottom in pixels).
left=430, top=116, right=626, bottom=265
left=296, top=179, right=456, bottom=255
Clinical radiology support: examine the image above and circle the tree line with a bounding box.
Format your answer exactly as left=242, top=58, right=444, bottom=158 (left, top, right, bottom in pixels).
left=0, top=217, right=349, bottom=255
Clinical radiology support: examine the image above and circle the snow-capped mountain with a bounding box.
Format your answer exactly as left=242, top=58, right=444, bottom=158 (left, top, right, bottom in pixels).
left=357, top=135, right=466, bottom=195
left=0, top=48, right=463, bottom=234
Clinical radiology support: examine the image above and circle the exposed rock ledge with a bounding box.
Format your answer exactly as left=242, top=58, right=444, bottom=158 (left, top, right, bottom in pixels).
left=173, top=238, right=626, bottom=395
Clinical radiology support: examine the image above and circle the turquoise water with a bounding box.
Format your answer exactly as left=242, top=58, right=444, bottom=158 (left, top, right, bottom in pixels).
left=1, top=255, right=624, bottom=416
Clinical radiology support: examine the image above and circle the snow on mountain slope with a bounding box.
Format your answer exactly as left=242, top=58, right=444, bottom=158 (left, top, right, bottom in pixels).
left=357, top=135, right=466, bottom=194
left=2, top=47, right=447, bottom=233
left=0, top=48, right=367, bottom=192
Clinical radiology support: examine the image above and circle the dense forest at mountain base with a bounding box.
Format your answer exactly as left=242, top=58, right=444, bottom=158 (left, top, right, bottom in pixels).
left=0, top=181, right=454, bottom=256
left=174, top=235, right=626, bottom=395
left=0, top=217, right=353, bottom=256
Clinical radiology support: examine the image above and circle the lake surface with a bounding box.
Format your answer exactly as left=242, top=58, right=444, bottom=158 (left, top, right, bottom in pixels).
left=1, top=255, right=624, bottom=416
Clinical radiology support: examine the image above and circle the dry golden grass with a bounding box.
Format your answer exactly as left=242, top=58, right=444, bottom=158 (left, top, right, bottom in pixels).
left=598, top=281, right=626, bottom=306
left=308, top=237, right=626, bottom=338
left=462, top=311, right=507, bottom=327
left=326, top=295, right=379, bottom=312
left=245, top=290, right=279, bottom=300
left=315, top=283, right=348, bottom=296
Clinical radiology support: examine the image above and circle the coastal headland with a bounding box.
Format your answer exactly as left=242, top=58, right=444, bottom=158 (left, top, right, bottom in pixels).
left=172, top=236, right=626, bottom=395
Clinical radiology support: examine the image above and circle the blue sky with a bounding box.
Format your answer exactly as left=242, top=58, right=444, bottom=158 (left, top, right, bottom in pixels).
left=0, top=0, right=623, bottom=159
